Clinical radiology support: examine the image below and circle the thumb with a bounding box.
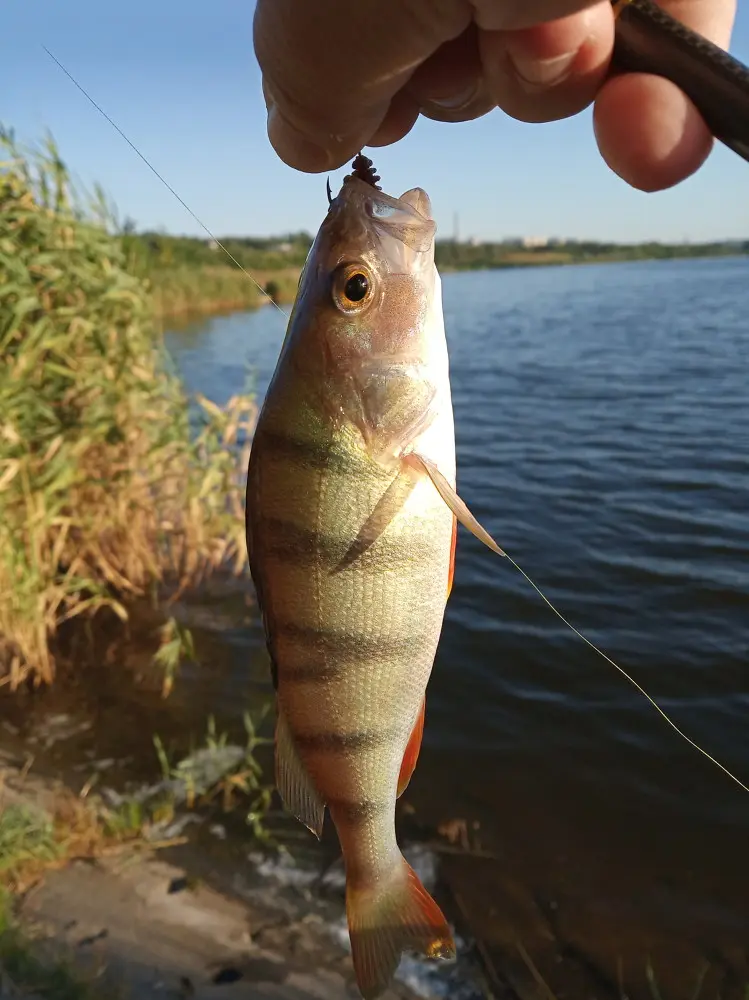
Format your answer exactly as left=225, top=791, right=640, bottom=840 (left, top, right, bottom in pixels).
left=253, top=0, right=472, bottom=172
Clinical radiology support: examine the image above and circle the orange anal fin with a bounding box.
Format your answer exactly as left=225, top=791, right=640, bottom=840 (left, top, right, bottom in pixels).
left=446, top=514, right=457, bottom=601
left=397, top=698, right=425, bottom=799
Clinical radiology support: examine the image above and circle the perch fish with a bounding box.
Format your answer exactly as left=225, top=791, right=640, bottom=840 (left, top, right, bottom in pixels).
left=245, top=155, right=502, bottom=999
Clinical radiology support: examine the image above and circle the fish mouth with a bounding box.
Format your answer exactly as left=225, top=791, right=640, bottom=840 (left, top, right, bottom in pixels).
left=334, top=175, right=437, bottom=257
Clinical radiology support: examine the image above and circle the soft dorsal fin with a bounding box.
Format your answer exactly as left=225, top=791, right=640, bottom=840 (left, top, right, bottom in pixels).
left=275, top=707, right=325, bottom=838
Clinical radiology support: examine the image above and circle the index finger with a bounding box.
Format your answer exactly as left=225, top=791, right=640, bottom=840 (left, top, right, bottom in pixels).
left=253, top=0, right=472, bottom=172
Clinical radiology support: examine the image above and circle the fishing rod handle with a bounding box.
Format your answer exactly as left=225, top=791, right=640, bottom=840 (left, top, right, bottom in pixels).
left=612, top=0, right=749, bottom=163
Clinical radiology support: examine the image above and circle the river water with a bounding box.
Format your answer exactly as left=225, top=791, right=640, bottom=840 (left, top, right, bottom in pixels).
left=166, top=256, right=749, bottom=993
left=4, top=257, right=748, bottom=997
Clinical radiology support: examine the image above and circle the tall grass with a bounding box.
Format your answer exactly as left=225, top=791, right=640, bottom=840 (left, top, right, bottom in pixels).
left=0, top=129, right=256, bottom=688
left=147, top=265, right=300, bottom=319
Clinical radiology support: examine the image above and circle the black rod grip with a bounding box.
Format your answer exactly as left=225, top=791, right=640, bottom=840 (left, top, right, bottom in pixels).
left=612, top=0, right=749, bottom=163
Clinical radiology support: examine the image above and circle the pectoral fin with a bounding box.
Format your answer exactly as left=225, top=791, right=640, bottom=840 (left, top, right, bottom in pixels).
left=333, top=470, right=416, bottom=574
left=275, top=706, right=325, bottom=839
left=406, top=453, right=505, bottom=557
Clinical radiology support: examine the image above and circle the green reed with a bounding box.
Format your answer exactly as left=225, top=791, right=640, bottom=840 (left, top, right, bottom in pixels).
left=0, top=129, right=256, bottom=687
left=145, top=265, right=300, bottom=319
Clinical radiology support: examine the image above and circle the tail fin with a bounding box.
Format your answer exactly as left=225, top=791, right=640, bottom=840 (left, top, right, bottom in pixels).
left=346, top=857, right=455, bottom=1000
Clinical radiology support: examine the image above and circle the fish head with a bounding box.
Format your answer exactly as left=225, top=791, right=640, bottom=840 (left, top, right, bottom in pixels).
left=284, top=174, right=447, bottom=462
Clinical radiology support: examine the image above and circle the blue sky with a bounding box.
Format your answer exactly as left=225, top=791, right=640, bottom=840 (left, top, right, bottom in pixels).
left=5, top=0, right=749, bottom=243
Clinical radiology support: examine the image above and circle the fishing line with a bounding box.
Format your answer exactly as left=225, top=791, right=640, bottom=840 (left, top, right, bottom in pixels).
left=498, top=547, right=749, bottom=795
left=45, top=42, right=748, bottom=798
left=42, top=45, right=287, bottom=317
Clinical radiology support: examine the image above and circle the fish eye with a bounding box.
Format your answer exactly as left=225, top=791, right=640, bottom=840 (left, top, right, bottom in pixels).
left=345, top=272, right=368, bottom=302
left=332, top=263, right=375, bottom=313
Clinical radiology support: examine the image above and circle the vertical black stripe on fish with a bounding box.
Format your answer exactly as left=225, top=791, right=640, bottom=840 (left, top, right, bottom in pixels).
left=261, top=513, right=443, bottom=575
left=256, top=428, right=353, bottom=476
left=271, top=622, right=424, bottom=685
left=293, top=728, right=402, bottom=754
left=326, top=798, right=391, bottom=823
left=260, top=516, right=341, bottom=565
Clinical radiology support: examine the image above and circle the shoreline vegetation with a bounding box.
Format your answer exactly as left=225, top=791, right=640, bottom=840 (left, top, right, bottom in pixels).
left=0, top=130, right=255, bottom=690
left=136, top=225, right=748, bottom=322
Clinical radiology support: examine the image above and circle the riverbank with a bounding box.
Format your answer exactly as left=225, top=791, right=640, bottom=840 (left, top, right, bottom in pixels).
left=2, top=679, right=741, bottom=1000
left=119, top=203, right=748, bottom=323
left=0, top=762, right=362, bottom=1000
left=435, top=238, right=748, bottom=272
left=438, top=248, right=749, bottom=273
left=149, top=267, right=300, bottom=320
left=145, top=245, right=749, bottom=324
left=0, top=723, right=485, bottom=1000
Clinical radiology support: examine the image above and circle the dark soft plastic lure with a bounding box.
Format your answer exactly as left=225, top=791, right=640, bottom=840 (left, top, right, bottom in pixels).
left=612, top=0, right=749, bottom=163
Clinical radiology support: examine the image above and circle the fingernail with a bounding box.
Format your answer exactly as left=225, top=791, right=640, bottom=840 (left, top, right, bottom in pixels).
left=506, top=48, right=577, bottom=91
left=429, top=82, right=478, bottom=112
left=267, top=103, right=335, bottom=172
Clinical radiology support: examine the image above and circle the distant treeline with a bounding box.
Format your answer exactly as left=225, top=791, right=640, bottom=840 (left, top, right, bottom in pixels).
left=435, top=237, right=749, bottom=270
left=121, top=225, right=749, bottom=277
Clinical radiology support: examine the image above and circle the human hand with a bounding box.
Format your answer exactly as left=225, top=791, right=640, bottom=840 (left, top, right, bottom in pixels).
left=253, top=0, right=736, bottom=192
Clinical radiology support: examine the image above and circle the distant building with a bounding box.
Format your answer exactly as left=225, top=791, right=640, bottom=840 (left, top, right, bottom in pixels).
left=521, top=235, right=550, bottom=248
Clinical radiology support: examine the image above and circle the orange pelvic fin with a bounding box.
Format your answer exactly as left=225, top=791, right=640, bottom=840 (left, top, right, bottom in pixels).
left=347, top=857, right=455, bottom=999
left=446, top=514, right=457, bottom=601
left=397, top=698, right=425, bottom=799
